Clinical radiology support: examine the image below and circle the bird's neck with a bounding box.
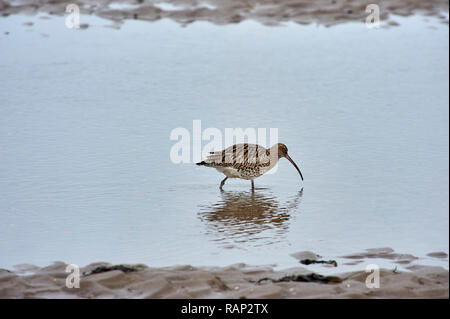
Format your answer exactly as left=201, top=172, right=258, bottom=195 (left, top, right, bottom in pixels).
left=267, top=148, right=281, bottom=168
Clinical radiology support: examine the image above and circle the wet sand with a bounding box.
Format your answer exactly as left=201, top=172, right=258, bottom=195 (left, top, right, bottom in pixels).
left=0, top=0, right=448, bottom=27
left=1, top=250, right=448, bottom=298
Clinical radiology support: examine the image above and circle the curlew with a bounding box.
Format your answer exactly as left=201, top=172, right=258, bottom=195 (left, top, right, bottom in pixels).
left=196, top=143, right=303, bottom=190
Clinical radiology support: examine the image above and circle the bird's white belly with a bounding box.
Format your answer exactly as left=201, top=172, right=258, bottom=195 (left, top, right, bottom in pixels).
left=215, top=166, right=263, bottom=180
left=215, top=167, right=242, bottom=178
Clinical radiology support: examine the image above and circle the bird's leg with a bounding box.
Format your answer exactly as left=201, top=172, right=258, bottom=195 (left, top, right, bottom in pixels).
left=251, top=180, right=255, bottom=191
left=220, top=177, right=228, bottom=190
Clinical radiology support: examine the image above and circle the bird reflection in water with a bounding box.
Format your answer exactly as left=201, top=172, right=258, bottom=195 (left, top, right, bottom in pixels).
left=198, top=188, right=303, bottom=246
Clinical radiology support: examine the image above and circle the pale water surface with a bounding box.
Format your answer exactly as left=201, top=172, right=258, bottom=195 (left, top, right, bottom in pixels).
left=0, top=14, right=448, bottom=272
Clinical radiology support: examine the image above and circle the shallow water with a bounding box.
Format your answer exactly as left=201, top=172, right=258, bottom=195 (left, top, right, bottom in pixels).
left=0, top=14, right=448, bottom=272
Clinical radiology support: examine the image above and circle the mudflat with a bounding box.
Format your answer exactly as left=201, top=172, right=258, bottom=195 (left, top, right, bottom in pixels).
left=0, top=0, right=448, bottom=27
left=1, top=260, right=448, bottom=298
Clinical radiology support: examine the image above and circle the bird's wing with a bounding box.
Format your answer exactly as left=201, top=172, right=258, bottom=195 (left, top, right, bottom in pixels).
left=204, top=143, right=270, bottom=167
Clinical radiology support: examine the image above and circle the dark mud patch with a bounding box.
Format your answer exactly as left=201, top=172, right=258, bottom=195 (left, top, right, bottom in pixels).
left=256, top=273, right=343, bottom=284
left=83, top=264, right=147, bottom=276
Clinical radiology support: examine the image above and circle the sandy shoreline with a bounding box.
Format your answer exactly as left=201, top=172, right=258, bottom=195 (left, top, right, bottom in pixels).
left=1, top=248, right=448, bottom=298
left=0, top=0, right=448, bottom=27
left=1, top=261, right=448, bottom=298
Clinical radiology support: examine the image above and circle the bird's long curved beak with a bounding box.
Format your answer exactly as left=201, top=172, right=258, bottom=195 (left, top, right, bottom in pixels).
left=285, top=154, right=304, bottom=181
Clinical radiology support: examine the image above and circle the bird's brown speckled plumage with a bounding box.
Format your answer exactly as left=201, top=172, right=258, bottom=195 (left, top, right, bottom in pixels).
left=197, top=143, right=303, bottom=190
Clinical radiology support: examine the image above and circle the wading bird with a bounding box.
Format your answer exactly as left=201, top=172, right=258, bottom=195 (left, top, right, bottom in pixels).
left=196, top=143, right=303, bottom=190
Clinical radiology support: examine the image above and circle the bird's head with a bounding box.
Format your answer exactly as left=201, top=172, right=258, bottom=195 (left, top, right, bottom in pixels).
left=276, top=143, right=289, bottom=158
left=273, top=143, right=304, bottom=181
